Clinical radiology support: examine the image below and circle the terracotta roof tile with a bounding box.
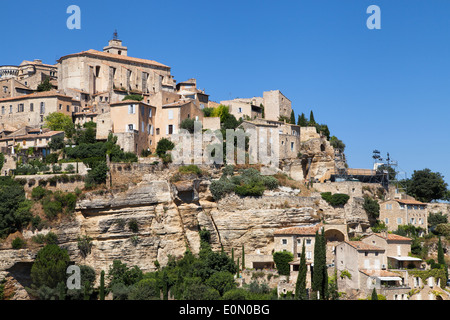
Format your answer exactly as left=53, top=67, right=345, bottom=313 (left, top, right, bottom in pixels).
left=274, top=224, right=322, bottom=236
left=59, top=49, right=170, bottom=69
left=395, top=199, right=426, bottom=205
left=375, top=233, right=412, bottom=242
left=345, top=241, right=384, bottom=251
left=0, top=90, right=74, bottom=102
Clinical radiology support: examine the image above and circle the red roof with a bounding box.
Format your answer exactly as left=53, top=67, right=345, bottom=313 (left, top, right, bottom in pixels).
left=274, top=224, right=322, bottom=236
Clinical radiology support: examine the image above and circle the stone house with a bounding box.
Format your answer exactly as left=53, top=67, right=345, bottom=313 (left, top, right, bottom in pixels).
left=0, top=127, right=64, bottom=158
left=0, top=91, right=81, bottom=129
left=0, top=59, right=57, bottom=92
left=109, top=100, right=156, bottom=154
left=379, top=199, right=428, bottom=234
left=176, top=78, right=209, bottom=110
left=0, top=78, right=33, bottom=99
left=57, top=37, right=176, bottom=108
left=240, top=118, right=300, bottom=163
left=221, top=90, right=291, bottom=122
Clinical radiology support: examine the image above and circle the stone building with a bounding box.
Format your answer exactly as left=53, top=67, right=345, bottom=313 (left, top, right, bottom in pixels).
left=0, top=91, right=80, bottom=129
left=240, top=118, right=300, bottom=163
left=109, top=100, right=156, bottom=154
left=379, top=199, right=428, bottom=234
left=0, top=78, right=33, bottom=99
left=0, top=127, right=64, bottom=158
left=220, top=90, right=291, bottom=122
left=57, top=36, right=176, bottom=109
left=0, top=59, right=57, bottom=92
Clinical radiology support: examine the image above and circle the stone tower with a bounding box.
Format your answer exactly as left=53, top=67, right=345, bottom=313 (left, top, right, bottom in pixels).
left=103, top=30, right=128, bottom=56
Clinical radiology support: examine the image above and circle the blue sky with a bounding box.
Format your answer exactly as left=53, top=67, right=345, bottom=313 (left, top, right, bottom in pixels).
left=1, top=0, right=450, bottom=184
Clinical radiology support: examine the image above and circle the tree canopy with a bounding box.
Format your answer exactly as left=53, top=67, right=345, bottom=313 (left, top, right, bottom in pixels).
left=406, top=168, right=448, bottom=203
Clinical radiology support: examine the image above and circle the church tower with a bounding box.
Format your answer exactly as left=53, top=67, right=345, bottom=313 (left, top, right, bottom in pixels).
left=103, top=30, right=128, bottom=56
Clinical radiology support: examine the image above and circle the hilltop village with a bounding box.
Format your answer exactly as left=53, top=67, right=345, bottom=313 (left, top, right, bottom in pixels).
left=0, top=35, right=449, bottom=301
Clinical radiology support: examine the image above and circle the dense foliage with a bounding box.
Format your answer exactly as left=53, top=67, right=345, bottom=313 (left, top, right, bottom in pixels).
left=210, top=168, right=278, bottom=200
left=321, top=192, right=350, bottom=206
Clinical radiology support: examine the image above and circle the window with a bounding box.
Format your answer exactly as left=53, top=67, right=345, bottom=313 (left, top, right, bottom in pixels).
left=282, top=239, right=287, bottom=245
left=67, top=105, right=70, bottom=112
left=410, top=218, right=415, bottom=224
left=141, top=121, right=145, bottom=132
left=1, top=106, right=4, bottom=115
left=291, top=142, right=294, bottom=151
left=306, top=239, right=311, bottom=245
left=385, top=218, right=389, bottom=224
left=400, top=204, right=405, bottom=210
left=386, top=204, right=393, bottom=210
left=238, top=107, right=242, bottom=113
left=30, top=103, right=34, bottom=112
left=168, top=110, right=174, bottom=120
left=2, top=86, right=7, bottom=93
left=306, top=251, right=312, bottom=260
left=168, top=125, right=173, bottom=135
left=9, top=105, right=13, bottom=114
left=364, top=252, right=368, bottom=256
left=149, top=109, right=152, bottom=118
left=40, top=102, right=45, bottom=114
left=128, top=104, right=135, bottom=114
left=397, top=218, right=402, bottom=224
left=59, top=104, right=62, bottom=110
left=128, top=124, right=134, bottom=132
left=419, top=218, right=423, bottom=225
left=156, top=128, right=160, bottom=135
left=18, top=104, right=24, bottom=113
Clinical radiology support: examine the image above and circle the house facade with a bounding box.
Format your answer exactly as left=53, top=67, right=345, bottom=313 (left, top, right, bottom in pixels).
left=379, top=199, right=428, bottom=233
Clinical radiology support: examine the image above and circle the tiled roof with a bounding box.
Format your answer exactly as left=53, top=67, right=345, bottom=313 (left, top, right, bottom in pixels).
left=395, top=199, right=426, bottom=205
left=359, top=269, right=400, bottom=277
left=344, top=241, right=384, bottom=251
left=375, top=233, right=412, bottom=242
left=58, top=49, right=170, bottom=69
left=0, top=90, right=74, bottom=102
left=0, top=130, right=63, bottom=141
left=274, top=224, right=322, bottom=236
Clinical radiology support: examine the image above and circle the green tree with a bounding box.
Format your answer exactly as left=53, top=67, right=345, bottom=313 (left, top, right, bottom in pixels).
left=407, top=169, right=448, bottom=203
left=156, top=138, right=175, bottom=158
left=205, top=271, right=236, bottom=296
left=180, top=118, right=196, bottom=134
left=309, top=111, right=316, bottom=126
left=123, top=94, right=144, bottom=101
left=371, top=288, right=378, bottom=300
left=290, top=110, right=296, bottom=125
left=295, top=240, right=308, bottom=300
left=44, top=112, right=75, bottom=138
left=312, top=229, right=328, bottom=299
left=330, top=136, right=345, bottom=153
left=99, top=270, right=105, bottom=300
left=437, top=237, right=448, bottom=280
left=0, top=177, right=31, bottom=237
left=297, top=113, right=308, bottom=126
left=0, top=153, right=4, bottom=172
left=428, top=212, right=448, bottom=230
left=30, top=244, right=70, bottom=289
left=37, top=78, right=53, bottom=92
left=273, top=251, right=294, bottom=276
left=363, top=196, right=380, bottom=219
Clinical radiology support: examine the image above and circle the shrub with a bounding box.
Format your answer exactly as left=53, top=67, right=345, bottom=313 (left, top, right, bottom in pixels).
left=77, top=235, right=93, bottom=258
left=273, top=251, right=294, bottom=276
left=128, top=219, right=139, bottom=233
left=31, top=186, right=47, bottom=201
left=234, top=181, right=265, bottom=197
left=210, top=178, right=235, bottom=200
left=363, top=196, right=380, bottom=219
left=321, top=192, right=350, bottom=206
left=85, top=162, right=109, bottom=187
left=31, top=244, right=70, bottom=289
left=12, top=237, right=26, bottom=249
left=179, top=165, right=201, bottom=175
left=65, top=164, right=75, bottom=174
left=42, top=200, right=62, bottom=220
left=156, top=138, right=175, bottom=158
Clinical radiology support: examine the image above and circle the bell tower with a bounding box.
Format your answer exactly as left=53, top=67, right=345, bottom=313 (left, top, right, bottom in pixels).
left=103, top=30, right=128, bottom=56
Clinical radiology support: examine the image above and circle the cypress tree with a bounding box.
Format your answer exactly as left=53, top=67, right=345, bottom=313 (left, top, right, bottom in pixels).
left=99, top=270, right=105, bottom=300
left=437, top=237, right=448, bottom=280
left=242, top=245, right=245, bottom=270
left=290, top=110, right=296, bottom=125
left=309, top=111, right=316, bottom=126
left=295, top=240, right=308, bottom=300
left=371, top=288, right=378, bottom=300
left=312, top=231, right=322, bottom=298
left=231, top=248, right=235, bottom=263
left=237, top=257, right=240, bottom=278
left=297, top=113, right=308, bottom=127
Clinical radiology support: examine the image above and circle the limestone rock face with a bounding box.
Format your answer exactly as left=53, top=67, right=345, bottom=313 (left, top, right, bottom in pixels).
left=0, top=173, right=370, bottom=297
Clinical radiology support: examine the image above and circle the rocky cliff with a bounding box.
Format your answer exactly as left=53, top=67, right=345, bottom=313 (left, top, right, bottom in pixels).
left=0, top=168, right=371, bottom=299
